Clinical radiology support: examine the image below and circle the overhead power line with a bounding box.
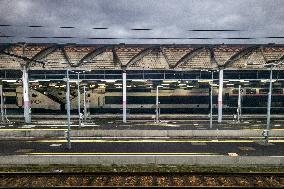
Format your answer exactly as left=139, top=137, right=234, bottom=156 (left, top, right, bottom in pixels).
left=188, top=29, right=241, bottom=31
left=0, top=23, right=244, bottom=32
left=1, top=35, right=283, bottom=40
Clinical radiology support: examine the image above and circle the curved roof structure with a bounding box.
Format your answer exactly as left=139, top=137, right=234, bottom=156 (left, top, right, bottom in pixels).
left=0, top=43, right=284, bottom=70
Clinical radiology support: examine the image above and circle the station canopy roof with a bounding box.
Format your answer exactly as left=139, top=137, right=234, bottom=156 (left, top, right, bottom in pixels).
left=0, top=43, right=284, bottom=70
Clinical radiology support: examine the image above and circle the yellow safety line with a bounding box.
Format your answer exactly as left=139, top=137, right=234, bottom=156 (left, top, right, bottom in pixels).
left=27, top=139, right=284, bottom=143
left=244, top=137, right=283, bottom=138
left=0, top=129, right=67, bottom=131
left=247, top=129, right=284, bottom=131
left=0, top=128, right=282, bottom=131
left=28, top=139, right=253, bottom=143
left=28, top=152, right=220, bottom=155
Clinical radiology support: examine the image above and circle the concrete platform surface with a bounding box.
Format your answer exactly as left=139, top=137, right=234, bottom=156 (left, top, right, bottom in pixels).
left=6, top=113, right=284, bottom=119
left=0, top=129, right=284, bottom=137
left=0, top=138, right=283, bottom=165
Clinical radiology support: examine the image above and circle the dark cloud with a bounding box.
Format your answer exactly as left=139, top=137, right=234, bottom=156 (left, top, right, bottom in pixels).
left=0, top=0, right=283, bottom=44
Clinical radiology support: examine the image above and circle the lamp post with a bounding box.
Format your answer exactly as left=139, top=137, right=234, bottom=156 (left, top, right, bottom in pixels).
left=156, top=85, right=163, bottom=123
left=262, top=60, right=284, bottom=143
left=70, top=70, right=90, bottom=128
left=262, top=60, right=282, bottom=143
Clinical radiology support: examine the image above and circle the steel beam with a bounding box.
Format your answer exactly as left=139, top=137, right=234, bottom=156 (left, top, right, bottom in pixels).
left=267, top=53, right=284, bottom=65
left=160, top=47, right=171, bottom=68
left=78, top=45, right=112, bottom=66
left=112, top=47, right=122, bottom=67
left=223, top=45, right=260, bottom=68
left=126, top=46, right=159, bottom=68
left=208, top=47, right=218, bottom=68
left=27, top=45, right=59, bottom=67
left=172, top=47, right=205, bottom=69
left=61, top=47, right=72, bottom=66
left=0, top=44, right=14, bottom=54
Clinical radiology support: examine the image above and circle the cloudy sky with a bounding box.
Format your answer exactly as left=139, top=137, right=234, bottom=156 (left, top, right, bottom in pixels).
left=0, top=0, right=283, bottom=44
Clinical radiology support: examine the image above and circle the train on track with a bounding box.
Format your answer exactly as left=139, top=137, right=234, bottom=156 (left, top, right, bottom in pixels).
left=2, top=84, right=284, bottom=114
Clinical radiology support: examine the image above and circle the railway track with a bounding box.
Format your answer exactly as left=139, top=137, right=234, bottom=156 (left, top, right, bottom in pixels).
left=0, top=172, right=283, bottom=188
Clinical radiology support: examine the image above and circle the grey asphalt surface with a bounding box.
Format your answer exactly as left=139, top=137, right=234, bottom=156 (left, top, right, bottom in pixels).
left=0, top=139, right=283, bottom=156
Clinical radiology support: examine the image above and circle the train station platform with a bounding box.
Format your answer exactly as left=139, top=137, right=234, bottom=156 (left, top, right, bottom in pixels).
left=0, top=137, right=283, bottom=165
left=4, top=113, right=284, bottom=120
left=1, top=120, right=284, bottom=136
left=1, top=114, right=283, bottom=165
left=0, top=128, right=284, bottom=138
left=1, top=114, right=284, bottom=137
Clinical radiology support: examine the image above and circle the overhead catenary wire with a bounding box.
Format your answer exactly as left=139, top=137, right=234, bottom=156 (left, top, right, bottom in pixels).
left=0, top=24, right=283, bottom=40
left=0, top=35, right=283, bottom=40
left=0, top=23, right=244, bottom=31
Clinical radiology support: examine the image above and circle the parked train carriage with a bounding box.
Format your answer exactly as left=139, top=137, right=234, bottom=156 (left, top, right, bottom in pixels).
left=94, top=88, right=284, bottom=114
left=3, top=87, right=284, bottom=114
left=226, top=88, right=284, bottom=114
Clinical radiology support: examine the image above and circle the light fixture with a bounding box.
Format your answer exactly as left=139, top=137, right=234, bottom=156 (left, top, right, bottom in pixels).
left=3, top=80, right=17, bottom=83
left=29, top=80, right=38, bottom=83
left=163, top=80, right=177, bottom=83
left=132, top=79, right=147, bottom=82
left=240, top=80, right=249, bottom=83
left=102, top=80, right=117, bottom=83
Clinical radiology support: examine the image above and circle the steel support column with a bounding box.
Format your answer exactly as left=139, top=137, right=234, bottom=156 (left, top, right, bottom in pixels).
left=156, top=86, right=159, bottom=123
left=83, top=86, right=87, bottom=123
left=66, top=70, right=71, bottom=149
left=237, top=85, right=242, bottom=123
left=265, top=67, right=273, bottom=143
left=209, top=72, right=213, bottom=129
left=22, top=66, right=31, bottom=123
left=0, top=82, right=4, bottom=123
left=122, top=71, right=127, bottom=123
left=77, top=73, right=81, bottom=128
left=218, top=69, right=223, bottom=123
